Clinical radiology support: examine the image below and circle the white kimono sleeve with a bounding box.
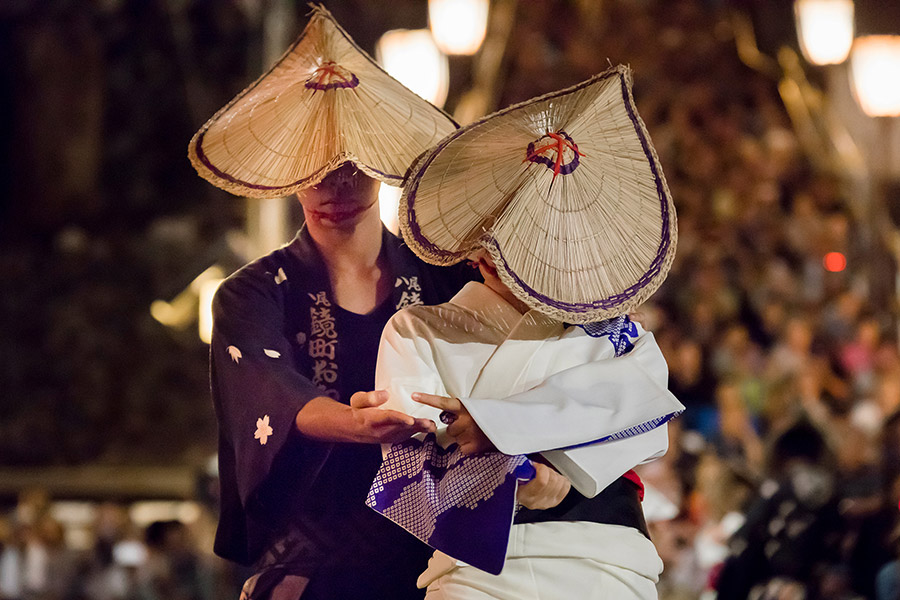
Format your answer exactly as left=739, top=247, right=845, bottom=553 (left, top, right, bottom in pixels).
left=458, top=332, right=684, bottom=455
left=457, top=331, right=683, bottom=496
left=375, top=313, right=450, bottom=456
left=542, top=425, right=670, bottom=497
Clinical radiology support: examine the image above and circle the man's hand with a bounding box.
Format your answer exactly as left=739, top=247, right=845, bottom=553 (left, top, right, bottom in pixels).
left=412, top=393, right=496, bottom=455
left=516, top=461, right=571, bottom=510
left=295, top=392, right=435, bottom=444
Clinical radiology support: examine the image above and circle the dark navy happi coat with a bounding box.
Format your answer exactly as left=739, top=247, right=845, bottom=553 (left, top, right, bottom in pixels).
left=209, top=225, right=473, bottom=598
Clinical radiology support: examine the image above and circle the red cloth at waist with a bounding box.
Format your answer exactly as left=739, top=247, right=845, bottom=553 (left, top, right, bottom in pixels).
left=622, top=469, right=644, bottom=501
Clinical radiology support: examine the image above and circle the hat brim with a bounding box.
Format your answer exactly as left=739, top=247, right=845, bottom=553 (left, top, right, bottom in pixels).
left=188, top=5, right=457, bottom=198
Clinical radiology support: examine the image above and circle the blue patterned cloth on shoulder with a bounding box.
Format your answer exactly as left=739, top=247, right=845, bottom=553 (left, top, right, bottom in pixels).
left=578, top=314, right=639, bottom=356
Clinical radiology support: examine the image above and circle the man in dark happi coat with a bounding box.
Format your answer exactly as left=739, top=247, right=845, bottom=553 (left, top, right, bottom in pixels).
left=210, top=165, right=474, bottom=599
left=187, top=7, right=473, bottom=598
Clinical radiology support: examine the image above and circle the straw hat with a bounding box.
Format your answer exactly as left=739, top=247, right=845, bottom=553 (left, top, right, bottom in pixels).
left=188, top=5, right=457, bottom=198
left=400, top=65, right=677, bottom=323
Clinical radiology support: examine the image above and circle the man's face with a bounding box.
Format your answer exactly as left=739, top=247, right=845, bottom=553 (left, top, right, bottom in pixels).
left=297, top=162, right=379, bottom=228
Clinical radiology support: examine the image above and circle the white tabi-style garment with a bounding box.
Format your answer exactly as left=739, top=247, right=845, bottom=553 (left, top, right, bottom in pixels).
left=375, top=281, right=683, bottom=598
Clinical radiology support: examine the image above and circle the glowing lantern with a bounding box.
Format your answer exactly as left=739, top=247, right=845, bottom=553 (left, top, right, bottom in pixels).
left=377, top=29, right=449, bottom=108
left=429, top=0, right=490, bottom=55
left=850, top=35, right=900, bottom=117
left=794, top=0, right=854, bottom=65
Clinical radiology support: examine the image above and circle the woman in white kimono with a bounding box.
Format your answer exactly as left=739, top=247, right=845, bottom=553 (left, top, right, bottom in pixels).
left=367, top=66, right=683, bottom=599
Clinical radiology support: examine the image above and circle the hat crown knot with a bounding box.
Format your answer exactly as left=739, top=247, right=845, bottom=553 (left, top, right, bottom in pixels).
left=305, top=61, right=360, bottom=91
left=524, top=130, right=585, bottom=179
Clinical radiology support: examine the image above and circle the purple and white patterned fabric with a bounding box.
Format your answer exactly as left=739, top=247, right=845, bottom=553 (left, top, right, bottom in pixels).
left=579, top=314, right=639, bottom=357
left=366, top=434, right=535, bottom=575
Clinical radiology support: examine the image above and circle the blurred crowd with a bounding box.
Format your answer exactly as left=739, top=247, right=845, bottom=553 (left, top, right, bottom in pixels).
left=500, top=1, right=900, bottom=598
left=3, top=0, right=900, bottom=599
left=0, top=490, right=245, bottom=600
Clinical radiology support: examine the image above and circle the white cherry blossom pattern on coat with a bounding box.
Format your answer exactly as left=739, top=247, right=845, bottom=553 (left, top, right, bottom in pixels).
left=274, top=268, right=288, bottom=285
left=255, top=415, right=273, bottom=445
left=264, top=349, right=281, bottom=358
left=227, top=346, right=242, bottom=363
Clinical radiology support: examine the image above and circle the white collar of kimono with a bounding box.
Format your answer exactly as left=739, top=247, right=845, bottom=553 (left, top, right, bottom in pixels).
left=449, top=282, right=565, bottom=340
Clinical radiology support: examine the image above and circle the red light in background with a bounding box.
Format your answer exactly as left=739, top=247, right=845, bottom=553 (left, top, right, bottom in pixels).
left=824, top=252, right=847, bottom=272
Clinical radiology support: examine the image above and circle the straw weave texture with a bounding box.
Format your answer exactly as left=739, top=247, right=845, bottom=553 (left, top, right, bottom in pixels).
left=188, top=5, right=457, bottom=198
left=400, top=66, right=677, bottom=323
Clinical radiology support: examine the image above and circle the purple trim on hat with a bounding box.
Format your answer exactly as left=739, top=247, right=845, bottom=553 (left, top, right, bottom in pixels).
left=193, top=129, right=402, bottom=191
left=525, top=131, right=581, bottom=176
left=405, top=68, right=673, bottom=311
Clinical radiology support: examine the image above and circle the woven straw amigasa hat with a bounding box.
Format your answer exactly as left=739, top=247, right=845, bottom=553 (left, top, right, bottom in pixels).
left=400, top=65, right=677, bottom=323
left=188, top=5, right=457, bottom=198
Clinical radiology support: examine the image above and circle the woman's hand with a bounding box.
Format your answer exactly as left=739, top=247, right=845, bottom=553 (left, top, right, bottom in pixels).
left=516, top=461, right=571, bottom=510
left=411, top=392, right=496, bottom=455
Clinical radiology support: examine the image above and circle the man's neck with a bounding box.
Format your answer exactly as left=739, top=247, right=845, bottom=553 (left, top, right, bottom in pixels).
left=304, top=207, right=391, bottom=313
left=305, top=207, right=384, bottom=271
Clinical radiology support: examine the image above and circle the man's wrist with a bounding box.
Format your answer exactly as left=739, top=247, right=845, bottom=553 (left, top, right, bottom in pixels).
left=295, top=396, right=353, bottom=440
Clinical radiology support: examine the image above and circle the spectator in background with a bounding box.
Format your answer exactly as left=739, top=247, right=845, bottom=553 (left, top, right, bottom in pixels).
left=840, top=317, right=881, bottom=396
left=669, top=338, right=716, bottom=437
left=0, top=518, right=23, bottom=600
left=81, top=503, right=137, bottom=600
left=866, top=412, right=900, bottom=599
left=715, top=421, right=845, bottom=598
left=137, top=520, right=213, bottom=600
left=710, top=380, right=764, bottom=476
